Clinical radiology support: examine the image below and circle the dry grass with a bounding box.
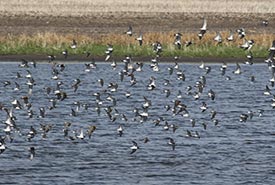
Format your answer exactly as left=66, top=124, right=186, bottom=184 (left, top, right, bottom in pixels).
left=0, top=31, right=273, bottom=47
left=0, top=31, right=273, bottom=58
left=0, top=0, right=275, bottom=16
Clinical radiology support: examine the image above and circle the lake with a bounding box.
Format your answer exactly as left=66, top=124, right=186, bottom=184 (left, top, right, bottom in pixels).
left=0, top=61, right=275, bottom=185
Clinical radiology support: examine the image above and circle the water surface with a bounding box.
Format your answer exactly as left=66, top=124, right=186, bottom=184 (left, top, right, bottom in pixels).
left=0, top=61, right=275, bottom=185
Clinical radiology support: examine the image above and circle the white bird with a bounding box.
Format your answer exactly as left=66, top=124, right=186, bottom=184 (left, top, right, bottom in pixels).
left=227, top=30, right=234, bottom=41
left=214, top=32, right=222, bottom=44
left=77, top=129, right=85, bottom=140
left=117, top=125, right=123, bottom=137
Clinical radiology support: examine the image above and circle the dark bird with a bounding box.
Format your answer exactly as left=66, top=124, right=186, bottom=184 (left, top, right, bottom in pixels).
left=262, top=20, right=268, bottom=27
left=240, top=113, right=249, bottom=122
left=29, top=147, right=35, bottom=160
left=168, top=138, right=176, bottom=150
left=208, top=89, right=215, bottom=100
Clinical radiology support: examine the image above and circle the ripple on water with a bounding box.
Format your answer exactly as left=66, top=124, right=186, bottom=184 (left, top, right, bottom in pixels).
left=0, top=62, right=275, bottom=184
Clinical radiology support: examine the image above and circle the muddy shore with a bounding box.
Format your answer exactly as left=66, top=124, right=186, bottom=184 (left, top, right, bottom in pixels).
left=0, top=12, right=274, bottom=36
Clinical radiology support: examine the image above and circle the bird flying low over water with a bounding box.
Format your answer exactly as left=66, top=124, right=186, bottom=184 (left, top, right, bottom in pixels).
left=168, top=138, right=176, bottom=150
left=198, top=18, right=207, bottom=40
left=245, top=51, right=253, bottom=65
left=117, top=125, right=123, bottom=137
left=130, top=140, right=139, bottom=154
left=233, top=63, right=242, bottom=74
left=29, top=147, right=35, bottom=160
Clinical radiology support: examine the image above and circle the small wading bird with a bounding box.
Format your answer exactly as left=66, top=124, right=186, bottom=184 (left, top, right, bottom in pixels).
left=214, top=31, right=222, bottom=44
left=130, top=141, right=139, bottom=154
left=174, top=33, right=182, bottom=49
left=125, top=25, right=133, bottom=36
left=237, top=28, right=246, bottom=39
left=198, top=18, right=207, bottom=40
left=136, top=33, right=143, bottom=46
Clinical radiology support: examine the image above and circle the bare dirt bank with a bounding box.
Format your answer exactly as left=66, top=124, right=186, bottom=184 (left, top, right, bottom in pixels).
left=0, top=12, right=274, bottom=36
left=0, top=54, right=265, bottom=64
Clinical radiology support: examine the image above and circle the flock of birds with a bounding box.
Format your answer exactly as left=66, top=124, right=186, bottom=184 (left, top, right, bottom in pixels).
left=0, top=18, right=275, bottom=160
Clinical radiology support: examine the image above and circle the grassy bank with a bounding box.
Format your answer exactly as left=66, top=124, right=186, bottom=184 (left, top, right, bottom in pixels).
left=0, top=32, right=273, bottom=59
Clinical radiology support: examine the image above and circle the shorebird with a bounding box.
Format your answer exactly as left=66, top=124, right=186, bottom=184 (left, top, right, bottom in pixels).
left=266, top=40, right=275, bottom=64
left=130, top=141, right=139, bottom=154
left=71, top=39, right=77, bottom=49
left=239, top=113, right=248, bottom=122
left=0, top=142, right=6, bottom=154
left=262, top=20, right=268, bottom=27
left=245, top=51, right=253, bottom=65
left=27, top=126, right=37, bottom=141
left=147, top=76, right=156, bottom=90
left=29, top=147, right=35, bottom=160
left=168, top=138, right=176, bottom=150
left=233, top=63, right=242, bottom=74
left=240, top=39, right=254, bottom=51
left=105, top=44, right=113, bottom=61
left=125, top=25, right=133, bottom=36
left=174, top=33, right=182, bottom=49
left=220, top=62, right=227, bottom=75
left=214, top=32, right=222, bottom=44
left=185, top=40, right=193, bottom=47
left=62, top=49, right=68, bottom=58
left=152, top=41, right=162, bottom=55
left=117, top=125, right=123, bottom=137
left=200, top=102, right=208, bottom=112
left=237, top=28, right=246, bottom=39
left=19, top=59, right=29, bottom=68
left=210, top=110, right=217, bottom=120
left=198, top=18, right=207, bottom=40
left=227, top=30, right=234, bottom=41
left=208, top=89, right=215, bottom=100
left=76, top=129, right=85, bottom=140
left=264, top=85, right=272, bottom=96
left=136, top=33, right=143, bottom=46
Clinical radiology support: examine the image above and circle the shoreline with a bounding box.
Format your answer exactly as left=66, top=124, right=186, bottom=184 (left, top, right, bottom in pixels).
left=0, top=54, right=266, bottom=64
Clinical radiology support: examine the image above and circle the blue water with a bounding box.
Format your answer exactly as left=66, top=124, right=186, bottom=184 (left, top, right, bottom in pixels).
left=0, top=61, right=275, bottom=185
